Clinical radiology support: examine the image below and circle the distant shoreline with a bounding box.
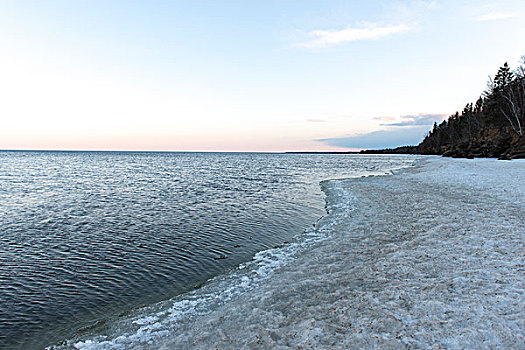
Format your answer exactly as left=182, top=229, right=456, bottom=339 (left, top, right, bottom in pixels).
left=284, top=151, right=360, bottom=154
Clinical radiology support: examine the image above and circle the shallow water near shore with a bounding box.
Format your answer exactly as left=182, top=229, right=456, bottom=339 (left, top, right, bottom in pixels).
left=0, top=151, right=419, bottom=349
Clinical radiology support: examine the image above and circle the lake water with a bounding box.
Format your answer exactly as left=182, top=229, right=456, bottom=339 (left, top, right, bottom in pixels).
left=0, top=151, right=418, bottom=349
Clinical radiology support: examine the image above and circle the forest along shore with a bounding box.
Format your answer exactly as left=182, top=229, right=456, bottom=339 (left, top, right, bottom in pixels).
left=361, top=59, right=525, bottom=159
left=154, top=157, right=524, bottom=349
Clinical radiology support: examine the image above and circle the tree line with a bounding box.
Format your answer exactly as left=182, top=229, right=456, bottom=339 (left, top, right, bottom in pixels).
left=416, top=57, right=525, bottom=159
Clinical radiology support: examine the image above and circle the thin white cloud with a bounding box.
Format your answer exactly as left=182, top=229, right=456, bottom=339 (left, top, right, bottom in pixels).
left=473, top=11, right=516, bottom=21
left=299, top=24, right=411, bottom=48
left=373, top=116, right=396, bottom=122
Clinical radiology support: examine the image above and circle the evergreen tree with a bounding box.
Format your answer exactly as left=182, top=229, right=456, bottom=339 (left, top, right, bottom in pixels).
left=494, top=62, right=514, bottom=92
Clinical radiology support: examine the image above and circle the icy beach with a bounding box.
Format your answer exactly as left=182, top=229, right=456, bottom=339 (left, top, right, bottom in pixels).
left=69, top=157, right=524, bottom=349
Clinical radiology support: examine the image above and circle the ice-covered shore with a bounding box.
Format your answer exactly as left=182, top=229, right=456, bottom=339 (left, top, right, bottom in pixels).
left=71, top=157, right=524, bottom=349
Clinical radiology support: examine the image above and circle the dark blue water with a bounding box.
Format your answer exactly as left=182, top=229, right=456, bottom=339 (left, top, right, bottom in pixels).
left=0, top=151, right=417, bottom=349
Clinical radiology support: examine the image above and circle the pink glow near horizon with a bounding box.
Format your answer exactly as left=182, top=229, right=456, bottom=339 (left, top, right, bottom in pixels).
left=2, top=1, right=524, bottom=151
left=0, top=135, right=355, bottom=152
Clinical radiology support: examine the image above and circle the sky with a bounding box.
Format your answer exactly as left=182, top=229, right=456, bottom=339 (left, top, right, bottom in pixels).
left=0, top=0, right=524, bottom=152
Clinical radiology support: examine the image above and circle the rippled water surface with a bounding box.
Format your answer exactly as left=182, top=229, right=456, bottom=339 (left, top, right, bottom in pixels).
left=0, top=151, right=418, bottom=349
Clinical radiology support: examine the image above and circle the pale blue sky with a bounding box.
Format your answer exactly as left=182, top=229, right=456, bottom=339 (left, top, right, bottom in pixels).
left=1, top=0, right=524, bottom=151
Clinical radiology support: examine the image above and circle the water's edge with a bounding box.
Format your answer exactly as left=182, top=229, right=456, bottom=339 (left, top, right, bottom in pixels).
left=51, top=157, right=425, bottom=349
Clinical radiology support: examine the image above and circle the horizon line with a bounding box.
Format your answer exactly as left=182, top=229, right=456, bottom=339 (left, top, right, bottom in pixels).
left=0, top=148, right=365, bottom=154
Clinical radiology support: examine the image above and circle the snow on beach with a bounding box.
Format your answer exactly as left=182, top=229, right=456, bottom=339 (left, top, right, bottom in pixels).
left=69, top=157, right=524, bottom=349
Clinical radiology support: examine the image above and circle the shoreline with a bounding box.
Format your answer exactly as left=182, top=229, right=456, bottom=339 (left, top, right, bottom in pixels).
left=3, top=153, right=418, bottom=350
left=62, top=157, right=524, bottom=349
left=56, top=157, right=420, bottom=349
left=157, top=157, right=524, bottom=348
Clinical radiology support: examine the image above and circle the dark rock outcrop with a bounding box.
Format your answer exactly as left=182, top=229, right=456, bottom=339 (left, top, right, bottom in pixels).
left=501, top=136, right=525, bottom=159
